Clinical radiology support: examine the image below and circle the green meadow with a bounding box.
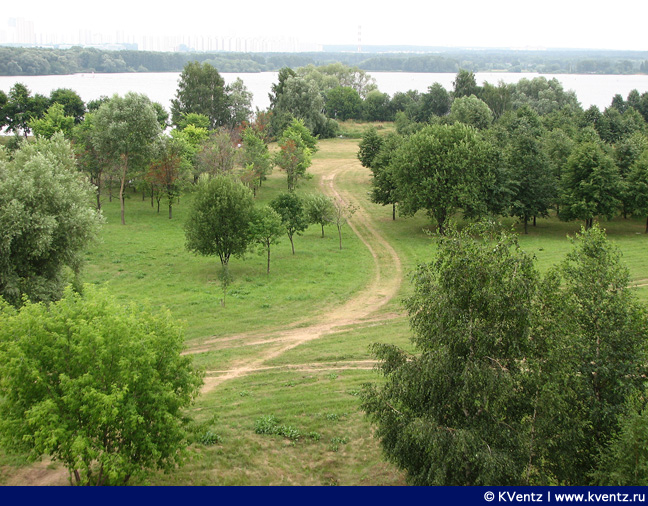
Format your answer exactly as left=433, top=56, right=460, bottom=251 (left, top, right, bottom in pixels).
left=2, top=135, right=648, bottom=485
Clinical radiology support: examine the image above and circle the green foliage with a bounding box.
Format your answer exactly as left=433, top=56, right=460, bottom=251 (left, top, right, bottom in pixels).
left=270, top=192, right=309, bottom=255
left=450, top=95, right=494, bottom=129
left=362, top=223, right=648, bottom=485
left=0, top=134, right=102, bottom=306
left=29, top=103, right=75, bottom=139
left=560, top=139, right=622, bottom=228
left=594, top=393, right=648, bottom=485
left=325, top=87, right=363, bottom=121
left=357, top=126, right=383, bottom=168
left=92, top=92, right=162, bottom=225
left=304, top=193, right=335, bottom=237
left=239, top=127, right=273, bottom=192
left=274, top=119, right=316, bottom=191
left=391, top=123, right=500, bottom=233
left=184, top=174, right=255, bottom=270
left=249, top=206, right=285, bottom=274
left=363, top=225, right=540, bottom=485
left=628, top=150, right=648, bottom=231
left=504, top=117, right=555, bottom=233
left=171, top=61, right=228, bottom=130
left=0, top=286, right=203, bottom=485
left=49, top=88, right=86, bottom=124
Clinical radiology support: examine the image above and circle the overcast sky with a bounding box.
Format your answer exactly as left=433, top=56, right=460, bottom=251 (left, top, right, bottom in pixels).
left=2, top=0, right=647, bottom=51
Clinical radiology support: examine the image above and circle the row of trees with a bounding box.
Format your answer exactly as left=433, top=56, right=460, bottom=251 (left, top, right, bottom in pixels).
left=2, top=46, right=646, bottom=76
left=185, top=175, right=355, bottom=282
left=362, top=224, right=648, bottom=485
left=359, top=73, right=648, bottom=233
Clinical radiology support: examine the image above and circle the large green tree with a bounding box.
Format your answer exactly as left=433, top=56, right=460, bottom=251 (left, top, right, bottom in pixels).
left=504, top=113, right=555, bottom=233
left=559, top=139, right=622, bottom=229
left=92, top=93, right=162, bottom=225
left=171, top=61, right=229, bottom=130
left=0, top=286, right=203, bottom=485
left=362, top=224, right=648, bottom=485
left=362, top=225, right=541, bottom=485
left=0, top=134, right=102, bottom=307
left=391, top=123, right=499, bottom=233
left=184, top=175, right=255, bottom=275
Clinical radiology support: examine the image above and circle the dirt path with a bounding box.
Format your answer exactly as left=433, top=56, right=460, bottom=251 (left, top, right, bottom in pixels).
left=197, top=143, right=403, bottom=394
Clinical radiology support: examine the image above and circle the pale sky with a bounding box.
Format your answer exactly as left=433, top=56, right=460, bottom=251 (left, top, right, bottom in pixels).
left=2, top=0, right=647, bottom=51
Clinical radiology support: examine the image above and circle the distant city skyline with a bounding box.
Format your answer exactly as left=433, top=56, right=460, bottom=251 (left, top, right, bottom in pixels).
left=1, top=1, right=647, bottom=53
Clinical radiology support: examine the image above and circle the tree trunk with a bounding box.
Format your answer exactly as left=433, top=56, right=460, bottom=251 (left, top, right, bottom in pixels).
left=533, top=215, right=536, bottom=227
left=392, top=202, right=396, bottom=221
left=524, top=216, right=528, bottom=235
left=169, top=203, right=173, bottom=219
left=267, top=245, right=271, bottom=274
left=338, top=225, right=343, bottom=250
left=157, top=199, right=160, bottom=213
left=290, top=234, right=295, bottom=255
left=321, top=223, right=325, bottom=238
left=96, top=172, right=102, bottom=210
left=119, top=160, right=127, bottom=225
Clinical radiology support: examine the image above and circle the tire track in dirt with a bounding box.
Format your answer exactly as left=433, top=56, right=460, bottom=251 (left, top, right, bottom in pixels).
left=198, top=146, right=403, bottom=394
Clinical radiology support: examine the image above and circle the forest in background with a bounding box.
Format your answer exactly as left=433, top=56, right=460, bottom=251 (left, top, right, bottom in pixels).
left=1, top=45, right=647, bottom=75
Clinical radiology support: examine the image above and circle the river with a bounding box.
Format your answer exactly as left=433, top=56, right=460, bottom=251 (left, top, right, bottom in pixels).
left=1, top=71, right=648, bottom=113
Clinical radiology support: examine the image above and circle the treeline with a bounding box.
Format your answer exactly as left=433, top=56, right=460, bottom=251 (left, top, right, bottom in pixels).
left=1, top=45, right=647, bottom=76
left=360, top=69, right=648, bottom=234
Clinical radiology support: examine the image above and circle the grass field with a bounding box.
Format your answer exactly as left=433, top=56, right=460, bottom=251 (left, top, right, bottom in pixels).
left=2, top=134, right=648, bottom=485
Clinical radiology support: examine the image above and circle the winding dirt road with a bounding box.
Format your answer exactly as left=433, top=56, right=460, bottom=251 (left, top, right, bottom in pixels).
left=191, top=142, right=403, bottom=395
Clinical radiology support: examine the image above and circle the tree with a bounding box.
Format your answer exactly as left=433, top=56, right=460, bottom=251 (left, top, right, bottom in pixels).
left=332, top=199, right=357, bottom=250
left=92, top=93, right=162, bottom=225
left=362, top=225, right=542, bottom=485
left=249, top=206, right=285, bottom=274
left=362, top=90, right=392, bottom=122
left=274, top=120, right=315, bottom=191
left=195, top=128, right=238, bottom=177
left=0, top=286, right=203, bottom=485
left=239, top=127, right=273, bottom=194
left=627, top=150, right=648, bottom=232
left=391, top=123, right=499, bottom=234
left=49, top=88, right=86, bottom=123
left=71, top=112, right=108, bottom=210
left=420, top=82, right=452, bottom=119
left=184, top=174, right=255, bottom=275
left=146, top=136, right=189, bottom=219
left=0, top=134, right=102, bottom=307
left=304, top=193, right=335, bottom=237
left=449, top=95, right=493, bottom=129
left=225, top=77, right=253, bottom=128
left=504, top=120, right=554, bottom=233
left=29, top=103, right=75, bottom=139
left=452, top=69, right=479, bottom=98
left=325, top=87, right=363, bottom=121
left=269, top=72, right=336, bottom=138
left=357, top=126, right=383, bottom=169
left=270, top=192, right=309, bottom=255
left=367, top=132, right=402, bottom=221
left=362, top=224, right=648, bottom=485
left=481, top=81, right=513, bottom=119
left=171, top=61, right=228, bottom=130
left=559, top=139, right=622, bottom=229
left=551, top=226, right=648, bottom=480
left=3, top=83, right=48, bottom=138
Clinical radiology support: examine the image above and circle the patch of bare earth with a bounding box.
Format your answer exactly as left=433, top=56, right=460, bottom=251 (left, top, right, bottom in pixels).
left=196, top=146, right=403, bottom=394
